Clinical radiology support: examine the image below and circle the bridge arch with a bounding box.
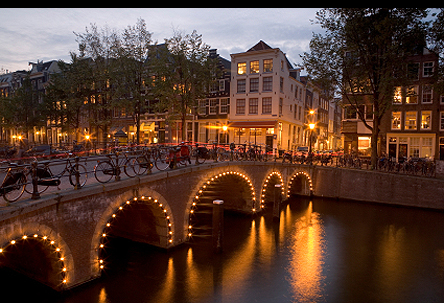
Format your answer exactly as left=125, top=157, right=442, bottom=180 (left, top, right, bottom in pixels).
left=287, top=171, right=313, bottom=197
left=260, top=171, right=285, bottom=209
left=0, top=223, right=72, bottom=290
left=187, top=170, right=257, bottom=240
left=91, top=189, right=174, bottom=275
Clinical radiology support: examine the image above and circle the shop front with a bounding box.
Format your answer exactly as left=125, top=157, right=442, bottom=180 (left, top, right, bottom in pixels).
left=386, top=133, right=435, bottom=161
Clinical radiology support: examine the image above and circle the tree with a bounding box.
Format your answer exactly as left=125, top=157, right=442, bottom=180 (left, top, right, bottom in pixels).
left=74, top=23, right=119, bottom=142
left=302, top=8, right=429, bottom=168
left=150, top=29, right=217, bottom=141
left=111, top=18, right=153, bottom=144
left=44, top=54, right=93, bottom=141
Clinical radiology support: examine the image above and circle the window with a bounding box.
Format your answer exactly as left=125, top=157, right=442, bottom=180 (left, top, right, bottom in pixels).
left=249, top=98, right=258, bottom=114
left=421, top=111, right=431, bottom=130
left=279, top=98, right=283, bottom=116
left=406, top=85, right=418, bottom=104
left=237, top=79, right=246, bottom=93
left=366, top=105, right=373, bottom=120
left=263, top=76, right=273, bottom=91
left=423, top=61, right=434, bottom=77
left=422, top=85, right=433, bottom=103
left=250, top=60, right=259, bottom=74
left=219, top=80, right=225, bottom=91
left=263, top=59, right=273, bottom=73
left=391, top=111, right=401, bottom=130
left=405, top=111, right=417, bottom=130
left=422, top=137, right=433, bottom=158
left=237, top=62, right=246, bottom=75
left=407, top=62, right=419, bottom=80
left=280, top=77, right=284, bottom=92
left=250, top=78, right=259, bottom=92
left=410, top=137, right=420, bottom=158
left=220, top=98, right=229, bottom=114
left=262, top=97, right=272, bottom=114
left=440, top=112, right=444, bottom=131
left=393, top=86, right=402, bottom=104
left=236, top=99, right=245, bottom=114
left=209, top=99, right=219, bottom=115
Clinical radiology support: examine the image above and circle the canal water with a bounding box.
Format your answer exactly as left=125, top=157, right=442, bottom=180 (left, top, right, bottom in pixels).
left=3, top=197, right=444, bottom=303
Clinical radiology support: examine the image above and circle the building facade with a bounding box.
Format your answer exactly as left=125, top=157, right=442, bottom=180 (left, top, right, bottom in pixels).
left=382, top=47, right=442, bottom=161
left=228, top=41, right=306, bottom=152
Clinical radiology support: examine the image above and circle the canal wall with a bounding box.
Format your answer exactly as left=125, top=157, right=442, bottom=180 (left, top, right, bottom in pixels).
left=311, top=166, right=444, bottom=210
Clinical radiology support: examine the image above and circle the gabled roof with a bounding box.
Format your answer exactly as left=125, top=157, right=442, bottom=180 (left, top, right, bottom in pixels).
left=247, top=40, right=273, bottom=52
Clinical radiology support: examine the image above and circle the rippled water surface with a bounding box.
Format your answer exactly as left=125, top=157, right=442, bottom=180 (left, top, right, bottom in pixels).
left=3, top=197, right=444, bottom=303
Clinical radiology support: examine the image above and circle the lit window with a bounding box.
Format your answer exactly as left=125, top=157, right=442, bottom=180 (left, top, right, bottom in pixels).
left=405, top=111, right=417, bottom=130
left=391, top=111, right=401, bottom=130
left=421, top=111, right=431, bottom=130
left=250, top=60, right=259, bottom=74
left=406, top=86, right=418, bottom=104
left=263, top=59, right=273, bottom=73
left=237, top=62, right=246, bottom=75
left=393, top=86, right=402, bottom=104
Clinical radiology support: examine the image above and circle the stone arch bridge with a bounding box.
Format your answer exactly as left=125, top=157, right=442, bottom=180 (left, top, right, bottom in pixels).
left=1, top=160, right=444, bottom=291
left=0, top=161, right=314, bottom=291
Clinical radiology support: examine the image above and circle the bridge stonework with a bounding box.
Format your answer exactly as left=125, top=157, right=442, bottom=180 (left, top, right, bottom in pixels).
left=0, top=162, right=442, bottom=291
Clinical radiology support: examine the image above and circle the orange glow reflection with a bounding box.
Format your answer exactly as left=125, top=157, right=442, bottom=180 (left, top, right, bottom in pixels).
left=288, top=202, right=326, bottom=303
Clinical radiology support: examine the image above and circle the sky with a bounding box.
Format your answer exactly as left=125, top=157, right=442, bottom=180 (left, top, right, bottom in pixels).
left=0, top=8, right=322, bottom=73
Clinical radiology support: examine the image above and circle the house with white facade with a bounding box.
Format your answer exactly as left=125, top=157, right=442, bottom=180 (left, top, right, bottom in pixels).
left=228, top=41, right=305, bottom=152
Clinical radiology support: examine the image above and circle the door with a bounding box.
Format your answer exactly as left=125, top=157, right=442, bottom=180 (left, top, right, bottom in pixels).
left=389, top=143, right=397, bottom=160
left=398, top=144, right=407, bottom=162
left=266, top=135, right=273, bottom=153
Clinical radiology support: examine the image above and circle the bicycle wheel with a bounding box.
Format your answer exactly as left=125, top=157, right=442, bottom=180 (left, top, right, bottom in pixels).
left=3, top=173, right=26, bottom=202
left=94, top=161, right=114, bottom=183
left=25, top=167, right=50, bottom=195
left=195, top=148, right=206, bottom=164
left=124, top=158, right=138, bottom=178
left=154, top=147, right=170, bottom=171
left=68, top=164, right=88, bottom=188
left=129, top=156, right=148, bottom=176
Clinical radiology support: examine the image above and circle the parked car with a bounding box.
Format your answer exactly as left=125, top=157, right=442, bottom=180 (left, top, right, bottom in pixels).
left=23, top=145, right=66, bottom=160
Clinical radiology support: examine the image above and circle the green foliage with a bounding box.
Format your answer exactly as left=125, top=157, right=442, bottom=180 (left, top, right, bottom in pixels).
left=302, top=8, right=430, bottom=167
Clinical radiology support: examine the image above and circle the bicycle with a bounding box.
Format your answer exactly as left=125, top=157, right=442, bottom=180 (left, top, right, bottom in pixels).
left=192, top=142, right=209, bottom=165
left=167, top=142, right=192, bottom=169
left=153, top=144, right=171, bottom=171
left=24, top=154, right=88, bottom=194
left=94, top=151, right=135, bottom=183
left=0, top=162, right=28, bottom=202
left=130, top=146, right=154, bottom=176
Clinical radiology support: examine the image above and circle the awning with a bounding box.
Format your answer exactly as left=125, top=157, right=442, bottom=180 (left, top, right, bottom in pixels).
left=228, top=120, right=277, bottom=128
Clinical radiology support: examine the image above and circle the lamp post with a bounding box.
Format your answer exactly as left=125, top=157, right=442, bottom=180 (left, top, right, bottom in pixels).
left=308, top=109, right=315, bottom=165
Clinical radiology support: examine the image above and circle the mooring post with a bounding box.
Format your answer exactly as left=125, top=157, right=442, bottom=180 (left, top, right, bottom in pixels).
left=212, top=199, right=224, bottom=253
left=273, top=184, right=282, bottom=220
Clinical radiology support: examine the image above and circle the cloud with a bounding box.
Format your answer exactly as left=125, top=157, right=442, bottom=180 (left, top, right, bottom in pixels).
left=0, top=8, right=321, bottom=72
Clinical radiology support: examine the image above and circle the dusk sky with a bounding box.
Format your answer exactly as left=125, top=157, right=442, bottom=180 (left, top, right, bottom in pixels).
left=0, top=8, right=322, bottom=73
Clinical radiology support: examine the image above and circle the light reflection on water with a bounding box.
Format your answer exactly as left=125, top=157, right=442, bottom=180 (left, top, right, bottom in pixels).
left=1, top=197, right=444, bottom=303
left=287, top=201, right=326, bottom=303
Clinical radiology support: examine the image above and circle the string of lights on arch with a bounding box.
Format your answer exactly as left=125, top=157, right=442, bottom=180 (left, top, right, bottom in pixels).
left=287, top=171, right=313, bottom=197
left=188, top=171, right=257, bottom=239
left=0, top=234, right=68, bottom=286
left=261, top=171, right=285, bottom=207
left=97, top=195, right=173, bottom=271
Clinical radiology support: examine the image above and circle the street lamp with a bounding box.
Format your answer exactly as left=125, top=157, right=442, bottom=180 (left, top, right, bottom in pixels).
left=308, top=123, right=316, bottom=165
